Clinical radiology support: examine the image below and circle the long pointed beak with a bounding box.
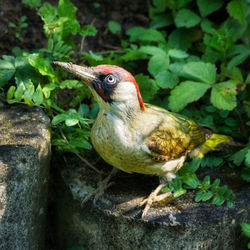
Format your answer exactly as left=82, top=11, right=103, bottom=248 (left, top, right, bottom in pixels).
left=53, top=61, right=96, bottom=84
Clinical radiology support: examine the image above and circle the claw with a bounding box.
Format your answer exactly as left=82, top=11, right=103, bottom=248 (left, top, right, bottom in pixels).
left=141, top=184, right=173, bottom=219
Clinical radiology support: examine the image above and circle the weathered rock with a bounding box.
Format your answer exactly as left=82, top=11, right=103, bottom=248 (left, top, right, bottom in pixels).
left=0, top=101, right=51, bottom=250
left=55, top=162, right=250, bottom=250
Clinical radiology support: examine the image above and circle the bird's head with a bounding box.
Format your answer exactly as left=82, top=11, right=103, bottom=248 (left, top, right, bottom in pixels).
left=54, top=62, right=145, bottom=116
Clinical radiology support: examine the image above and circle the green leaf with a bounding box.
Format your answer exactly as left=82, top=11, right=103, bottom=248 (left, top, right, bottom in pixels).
left=168, top=49, right=188, bottom=59
left=150, top=13, right=173, bottom=29
left=197, top=0, right=223, bottom=17
left=135, top=74, right=158, bottom=102
left=174, top=9, right=201, bottom=28
left=148, top=54, right=169, bottom=77
left=139, top=46, right=167, bottom=56
left=168, top=81, right=211, bottom=111
left=22, top=0, right=41, bottom=8
left=183, top=62, right=217, bottom=84
left=28, top=54, right=54, bottom=77
left=211, top=80, right=237, bottom=110
left=52, top=113, right=68, bottom=125
left=7, top=86, right=16, bottom=100
left=38, top=2, right=57, bottom=24
left=33, top=84, right=43, bottom=105
left=14, top=84, right=24, bottom=101
left=227, top=0, right=247, bottom=24
left=65, top=118, right=79, bottom=126
left=182, top=173, right=200, bottom=188
left=126, top=27, right=165, bottom=42
left=168, top=28, right=194, bottom=51
left=70, top=138, right=92, bottom=150
left=212, top=194, right=225, bottom=206
left=189, top=157, right=202, bottom=172
left=80, top=25, right=97, bottom=37
left=24, top=84, right=35, bottom=100
left=60, top=80, right=82, bottom=89
left=211, top=179, right=220, bottom=192
left=155, top=71, right=179, bottom=89
left=0, top=59, right=15, bottom=87
left=241, top=223, right=250, bottom=238
left=245, top=150, right=250, bottom=167
left=42, top=83, right=57, bottom=98
left=241, top=167, right=250, bottom=182
left=108, top=21, right=121, bottom=34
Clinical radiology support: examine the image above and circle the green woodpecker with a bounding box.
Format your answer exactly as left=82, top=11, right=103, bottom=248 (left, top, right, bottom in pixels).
left=54, top=62, right=237, bottom=216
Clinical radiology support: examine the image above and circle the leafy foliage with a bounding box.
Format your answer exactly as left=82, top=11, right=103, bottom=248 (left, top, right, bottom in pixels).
left=1, top=0, right=250, bottom=210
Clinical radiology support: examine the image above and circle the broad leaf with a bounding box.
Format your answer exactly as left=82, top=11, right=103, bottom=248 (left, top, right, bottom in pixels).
left=126, top=27, right=165, bottom=42
left=197, top=0, right=223, bottom=17
left=108, top=21, right=121, bottom=34
left=33, top=84, right=43, bottom=105
left=175, top=9, right=201, bottom=28
left=168, top=81, right=211, bottom=111
left=227, top=0, right=247, bottom=24
left=168, top=49, right=188, bottom=59
left=148, top=54, right=169, bottom=77
left=183, top=61, right=216, bottom=84
left=210, top=80, right=237, bottom=110
left=155, top=71, right=178, bottom=89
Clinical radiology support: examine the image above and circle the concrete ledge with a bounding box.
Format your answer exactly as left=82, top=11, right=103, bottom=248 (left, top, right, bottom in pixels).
left=0, top=102, right=51, bottom=250
left=55, top=163, right=250, bottom=250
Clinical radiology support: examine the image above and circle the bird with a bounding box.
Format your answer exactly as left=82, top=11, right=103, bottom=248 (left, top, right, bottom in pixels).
left=54, top=61, right=238, bottom=217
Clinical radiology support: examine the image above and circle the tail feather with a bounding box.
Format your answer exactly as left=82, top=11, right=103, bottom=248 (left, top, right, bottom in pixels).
left=190, top=134, right=241, bottom=158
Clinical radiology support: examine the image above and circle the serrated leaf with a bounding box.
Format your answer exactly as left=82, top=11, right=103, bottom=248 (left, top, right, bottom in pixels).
left=183, top=62, right=217, bottom=84
left=227, top=0, right=247, bottom=24
left=148, top=54, right=169, bottom=77
left=168, top=81, right=211, bottom=112
left=168, top=49, right=188, bottom=59
left=108, top=21, right=121, bottom=34
left=38, top=2, right=57, bottom=24
left=211, top=80, right=237, bottom=110
left=156, top=71, right=179, bottom=89
left=197, top=0, right=223, bottom=17
left=175, top=9, right=201, bottom=28
left=33, top=84, right=43, bottom=105
left=126, top=27, right=165, bottom=42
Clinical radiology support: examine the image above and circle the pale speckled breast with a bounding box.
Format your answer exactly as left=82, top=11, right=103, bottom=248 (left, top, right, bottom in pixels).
left=91, top=110, right=158, bottom=174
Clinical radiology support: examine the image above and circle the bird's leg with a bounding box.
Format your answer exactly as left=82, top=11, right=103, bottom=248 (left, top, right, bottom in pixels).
left=82, top=167, right=118, bottom=205
left=141, top=176, right=174, bottom=219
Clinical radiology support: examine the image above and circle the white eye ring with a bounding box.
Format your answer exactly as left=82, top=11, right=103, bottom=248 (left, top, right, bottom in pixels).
left=105, top=74, right=116, bottom=84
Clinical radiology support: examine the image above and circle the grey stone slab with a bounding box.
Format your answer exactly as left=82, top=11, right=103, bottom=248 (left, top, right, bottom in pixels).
left=55, top=163, right=250, bottom=250
left=0, top=102, right=51, bottom=250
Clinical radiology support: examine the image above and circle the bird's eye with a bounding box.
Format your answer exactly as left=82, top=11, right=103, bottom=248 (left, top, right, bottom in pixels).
left=105, top=74, right=116, bottom=84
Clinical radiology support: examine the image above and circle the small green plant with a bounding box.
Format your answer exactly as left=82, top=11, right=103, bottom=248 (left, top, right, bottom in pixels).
left=241, top=222, right=250, bottom=249
left=1, top=0, right=249, bottom=207
left=9, top=16, right=28, bottom=41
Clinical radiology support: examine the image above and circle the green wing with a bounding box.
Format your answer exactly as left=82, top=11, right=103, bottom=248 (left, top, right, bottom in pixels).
left=144, top=104, right=207, bottom=161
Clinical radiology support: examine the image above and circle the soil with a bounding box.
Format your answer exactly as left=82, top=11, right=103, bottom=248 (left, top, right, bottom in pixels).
left=0, top=0, right=149, bottom=55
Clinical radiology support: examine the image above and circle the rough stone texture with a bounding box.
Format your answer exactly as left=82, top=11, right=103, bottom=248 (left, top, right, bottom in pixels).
left=0, top=101, right=51, bottom=250
left=55, top=162, right=250, bottom=250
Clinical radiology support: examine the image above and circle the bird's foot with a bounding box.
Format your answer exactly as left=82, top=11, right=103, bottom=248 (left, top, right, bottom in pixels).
left=81, top=167, right=118, bottom=205
left=140, top=184, right=173, bottom=219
